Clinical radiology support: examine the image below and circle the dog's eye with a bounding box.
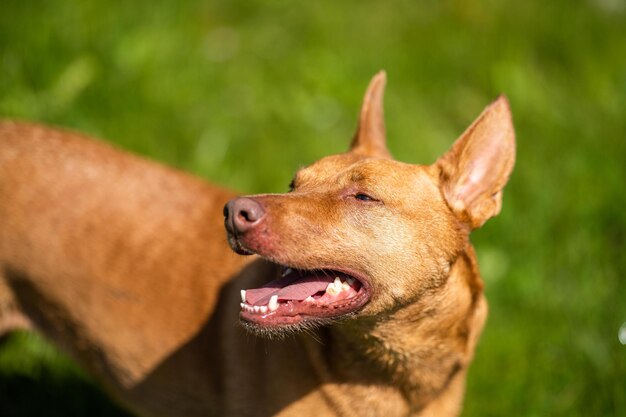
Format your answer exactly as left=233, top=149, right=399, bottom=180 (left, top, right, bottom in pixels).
left=354, top=193, right=376, bottom=202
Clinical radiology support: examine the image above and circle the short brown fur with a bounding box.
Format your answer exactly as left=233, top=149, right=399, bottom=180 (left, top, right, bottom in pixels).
left=0, top=72, right=515, bottom=417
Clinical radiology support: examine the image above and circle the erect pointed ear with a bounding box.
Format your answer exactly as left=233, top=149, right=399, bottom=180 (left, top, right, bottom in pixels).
left=436, top=96, right=516, bottom=229
left=349, top=71, right=392, bottom=158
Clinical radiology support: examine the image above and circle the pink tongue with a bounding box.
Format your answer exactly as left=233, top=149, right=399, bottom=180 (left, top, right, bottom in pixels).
left=245, top=275, right=334, bottom=306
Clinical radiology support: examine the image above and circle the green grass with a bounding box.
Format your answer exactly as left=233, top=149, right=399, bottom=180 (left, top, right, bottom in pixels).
left=0, top=332, right=131, bottom=417
left=1, top=0, right=625, bottom=416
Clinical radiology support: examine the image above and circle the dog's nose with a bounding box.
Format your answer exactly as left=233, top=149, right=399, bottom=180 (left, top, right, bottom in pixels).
left=224, top=197, right=266, bottom=234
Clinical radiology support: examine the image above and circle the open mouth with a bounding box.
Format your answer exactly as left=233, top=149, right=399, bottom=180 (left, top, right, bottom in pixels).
left=239, top=265, right=371, bottom=330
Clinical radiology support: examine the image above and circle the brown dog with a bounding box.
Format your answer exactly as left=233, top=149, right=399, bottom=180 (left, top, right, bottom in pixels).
left=0, top=72, right=515, bottom=417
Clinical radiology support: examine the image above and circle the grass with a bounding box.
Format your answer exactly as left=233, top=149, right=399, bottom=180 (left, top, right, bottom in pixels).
left=1, top=0, right=625, bottom=415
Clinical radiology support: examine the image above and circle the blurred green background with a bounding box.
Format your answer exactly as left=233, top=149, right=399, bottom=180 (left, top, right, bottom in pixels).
left=1, top=0, right=625, bottom=416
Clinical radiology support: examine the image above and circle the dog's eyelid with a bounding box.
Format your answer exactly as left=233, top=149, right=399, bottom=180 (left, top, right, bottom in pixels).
left=353, top=192, right=382, bottom=203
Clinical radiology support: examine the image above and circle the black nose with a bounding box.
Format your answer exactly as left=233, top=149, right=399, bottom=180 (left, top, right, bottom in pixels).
left=224, top=197, right=266, bottom=235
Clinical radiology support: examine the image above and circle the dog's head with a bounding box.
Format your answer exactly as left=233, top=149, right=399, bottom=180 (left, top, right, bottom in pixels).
left=225, top=72, right=515, bottom=336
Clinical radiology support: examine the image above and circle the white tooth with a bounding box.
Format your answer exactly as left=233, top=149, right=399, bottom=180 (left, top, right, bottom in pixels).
left=326, top=282, right=339, bottom=295
left=253, top=306, right=260, bottom=313
left=305, top=296, right=315, bottom=303
left=240, top=290, right=246, bottom=303
left=282, top=267, right=293, bottom=277
left=334, top=277, right=342, bottom=286
left=346, top=277, right=355, bottom=285
left=269, top=295, right=279, bottom=311
left=240, top=303, right=245, bottom=310
left=341, top=282, right=350, bottom=291
left=260, top=306, right=268, bottom=314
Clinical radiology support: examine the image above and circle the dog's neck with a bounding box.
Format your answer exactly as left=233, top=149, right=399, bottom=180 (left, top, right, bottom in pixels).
left=307, top=246, right=484, bottom=414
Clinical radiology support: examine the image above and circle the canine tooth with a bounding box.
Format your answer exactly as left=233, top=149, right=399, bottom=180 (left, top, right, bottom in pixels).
left=305, top=296, right=315, bottom=303
left=240, top=290, right=246, bottom=303
left=269, top=295, right=279, bottom=311
left=333, top=277, right=343, bottom=292
left=282, top=267, right=293, bottom=277
left=260, top=306, right=268, bottom=314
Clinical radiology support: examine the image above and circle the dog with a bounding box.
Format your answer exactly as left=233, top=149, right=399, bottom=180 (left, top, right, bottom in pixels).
left=0, top=72, right=515, bottom=417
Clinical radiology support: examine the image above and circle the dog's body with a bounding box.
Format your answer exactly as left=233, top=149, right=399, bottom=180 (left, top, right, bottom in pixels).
left=0, top=73, right=514, bottom=417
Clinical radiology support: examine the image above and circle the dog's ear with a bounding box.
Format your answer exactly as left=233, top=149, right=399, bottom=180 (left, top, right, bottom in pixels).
left=349, top=71, right=392, bottom=158
left=436, top=96, right=516, bottom=229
